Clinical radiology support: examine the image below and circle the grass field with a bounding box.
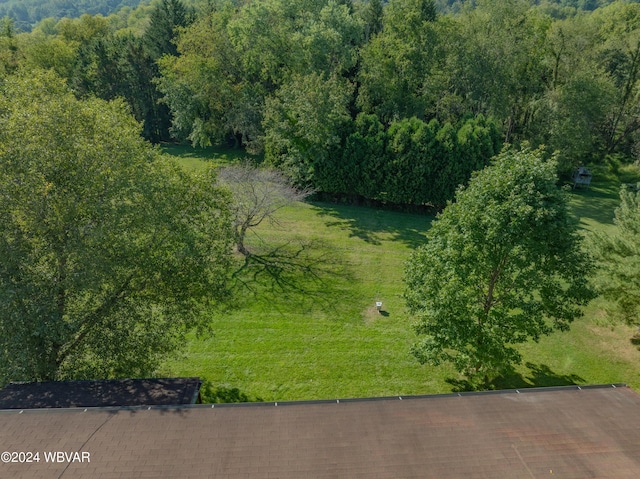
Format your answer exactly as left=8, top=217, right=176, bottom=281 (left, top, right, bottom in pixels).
left=160, top=145, right=640, bottom=401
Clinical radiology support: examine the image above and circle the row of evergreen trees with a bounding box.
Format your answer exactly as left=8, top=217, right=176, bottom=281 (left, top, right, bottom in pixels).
left=271, top=114, right=501, bottom=207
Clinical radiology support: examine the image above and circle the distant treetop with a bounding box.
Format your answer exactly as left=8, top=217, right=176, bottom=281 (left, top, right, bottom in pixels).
left=435, top=0, right=639, bottom=15
left=0, top=0, right=146, bottom=31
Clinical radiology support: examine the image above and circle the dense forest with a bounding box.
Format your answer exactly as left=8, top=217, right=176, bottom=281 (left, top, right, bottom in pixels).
left=2, top=0, right=640, bottom=207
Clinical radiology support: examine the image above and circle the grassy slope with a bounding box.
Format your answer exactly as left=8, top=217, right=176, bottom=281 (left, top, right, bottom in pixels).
left=160, top=145, right=640, bottom=399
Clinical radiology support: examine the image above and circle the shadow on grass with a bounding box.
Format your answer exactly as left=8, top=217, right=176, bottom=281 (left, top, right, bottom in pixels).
left=230, top=237, right=354, bottom=314
left=567, top=181, right=620, bottom=227
left=200, top=381, right=264, bottom=404
left=446, top=362, right=585, bottom=392
left=160, top=142, right=261, bottom=165
left=311, top=202, right=432, bottom=249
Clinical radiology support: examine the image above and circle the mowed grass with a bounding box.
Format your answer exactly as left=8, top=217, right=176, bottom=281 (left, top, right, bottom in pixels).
left=160, top=146, right=640, bottom=399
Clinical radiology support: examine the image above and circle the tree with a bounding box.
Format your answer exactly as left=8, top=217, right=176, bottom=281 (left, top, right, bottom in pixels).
left=157, top=4, right=264, bottom=150
left=72, top=32, right=173, bottom=143
left=359, top=0, right=383, bottom=41
left=592, top=2, right=640, bottom=158
left=0, top=71, right=233, bottom=384
left=302, top=0, right=364, bottom=77
left=357, top=0, right=440, bottom=123
left=142, top=0, right=194, bottom=60
left=263, top=72, right=353, bottom=187
left=218, top=163, right=311, bottom=256
left=404, top=146, right=594, bottom=386
left=440, top=0, right=551, bottom=142
left=591, top=185, right=640, bottom=326
left=331, top=114, right=500, bottom=207
left=546, top=71, right=616, bottom=175
left=0, top=16, right=20, bottom=76
left=19, top=30, right=78, bottom=79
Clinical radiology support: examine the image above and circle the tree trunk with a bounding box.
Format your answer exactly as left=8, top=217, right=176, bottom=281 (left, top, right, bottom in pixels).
left=236, top=225, right=250, bottom=256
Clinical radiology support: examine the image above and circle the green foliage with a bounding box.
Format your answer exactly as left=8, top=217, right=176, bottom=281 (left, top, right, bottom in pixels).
left=591, top=2, right=640, bottom=159
left=18, top=30, right=78, bottom=78
left=264, top=93, right=500, bottom=206
left=548, top=71, right=616, bottom=174
left=157, top=3, right=266, bottom=149
left=142, top=0, right=194, bottom=60
left=57, top=13, right=112, bottom=42
left=0, top=1, right=144, bottom=31
left=304, top=0, right=364, bottom=75
left=383, top=117, right=442, bottom=204
left=71, top=32, right=171, bottom=142
left=8, top=0, right=640, bottom=209
left=0, top=71, right=234, bottom=384
left=404, top=146, right=595, bottom=385
left=323, top=114, right=501, bottom=207
left=340, top=112, right=387, bottom=198
left=159, top=0, right=364, bottom=150
left=163, top=146, right=640, bottom=399
left=264, top=72, right=354, bottom=187
left=591, top=185, right=640, bottom=325
left=357, top=0, right=439, bottom=122
left=63, top=1, right=193, bottom=143
left=0, top=17, right=20, bottom=75
left=359, top=0, right=383, bottom=40
left=442, top=0, right=551, bottom=142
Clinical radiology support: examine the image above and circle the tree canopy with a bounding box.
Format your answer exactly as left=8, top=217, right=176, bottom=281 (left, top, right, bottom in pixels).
left=0, top=71, right=233, bottom=384
left=404, top=146, right=595, bottom=385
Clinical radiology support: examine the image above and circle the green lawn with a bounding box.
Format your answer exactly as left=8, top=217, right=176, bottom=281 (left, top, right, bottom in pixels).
left=160, top=146, right=640, bottom=400
left=160, top=142, right=260, bottom=169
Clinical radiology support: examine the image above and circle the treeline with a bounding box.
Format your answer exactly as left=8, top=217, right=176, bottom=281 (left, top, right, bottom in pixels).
left=0, top=0, right=144, bottom=31
left=2, top=0, right=640, bottom=207
left=0, top=0, right=632, bottom=30
left=435, top=0, right=638, bottom=16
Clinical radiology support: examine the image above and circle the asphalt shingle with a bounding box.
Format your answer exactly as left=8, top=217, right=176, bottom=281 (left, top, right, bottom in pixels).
left=0, top=385, right=639, bottom=478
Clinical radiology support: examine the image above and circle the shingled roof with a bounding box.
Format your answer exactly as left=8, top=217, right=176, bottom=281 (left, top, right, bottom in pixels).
left=1, top=384, right=639, bottom=478
left=0, top=378, right=202, bottom=409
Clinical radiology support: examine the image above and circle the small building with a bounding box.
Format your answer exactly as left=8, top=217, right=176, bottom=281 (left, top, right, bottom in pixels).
left=573, top=166, right=592, bottom=189
left=0, top=377, right=202, bottom=409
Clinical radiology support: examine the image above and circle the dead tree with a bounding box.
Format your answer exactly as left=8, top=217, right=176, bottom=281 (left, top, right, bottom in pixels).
left=218, top=163, right=312, bottom=255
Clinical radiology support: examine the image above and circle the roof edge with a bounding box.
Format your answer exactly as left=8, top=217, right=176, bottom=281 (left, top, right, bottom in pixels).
left=0, top=383, right=628, bottom=415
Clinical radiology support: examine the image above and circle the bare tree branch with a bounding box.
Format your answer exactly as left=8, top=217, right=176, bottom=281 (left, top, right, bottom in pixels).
left=218, top=162, right=313, bottom=256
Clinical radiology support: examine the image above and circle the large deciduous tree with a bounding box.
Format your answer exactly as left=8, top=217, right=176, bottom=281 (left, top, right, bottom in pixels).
left=263, top=72, right=353, bottom=187
left=157, top=3, right=263, bottom=150
left=357, top=0, right=439, bottom=123
left=0, top=71, right=233, bottom=384
left=404, top=146, right=594, bottom=386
